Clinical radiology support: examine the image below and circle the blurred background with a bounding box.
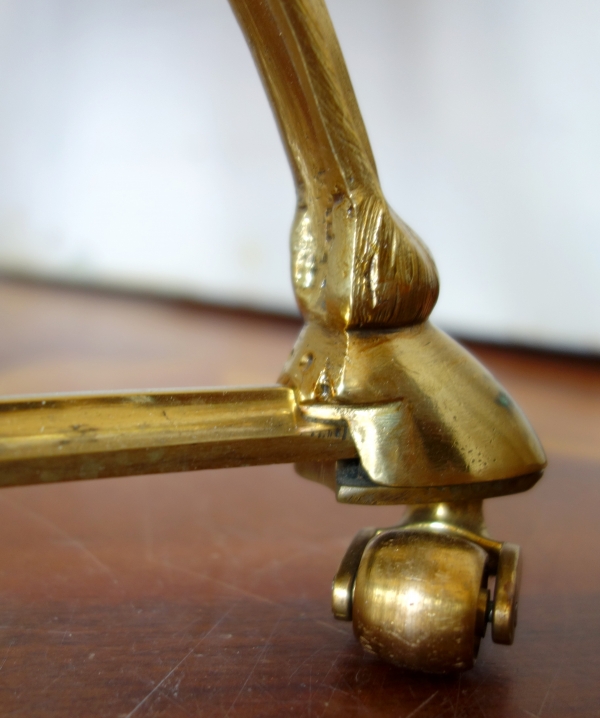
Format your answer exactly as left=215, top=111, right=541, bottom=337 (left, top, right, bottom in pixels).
left=0, top=0, right=598, bottom=353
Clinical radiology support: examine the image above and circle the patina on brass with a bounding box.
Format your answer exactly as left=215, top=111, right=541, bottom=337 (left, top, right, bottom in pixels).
left=0, top=0, right=546, bottom=673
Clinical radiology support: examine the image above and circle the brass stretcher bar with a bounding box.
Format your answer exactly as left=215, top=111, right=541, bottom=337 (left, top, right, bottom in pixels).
left=0, top=388, right=355, bottom=487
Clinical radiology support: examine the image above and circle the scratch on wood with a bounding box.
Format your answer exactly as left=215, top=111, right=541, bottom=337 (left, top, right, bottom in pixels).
left=157, top=688, right=193, bottom=716
left=41, top=672, right=66, bottom=693
left=1, top=496, right=117, bottom=581
left=315, top=619, right=349, bottom=636
left=537, top=683, right=555, bottom=718
left=473, top=692, right=489, bottom=718
left=125, top=649, right=196, bottom=718
left=533, top=641, right=567, bottom=716
left=224, top=611, right=284, bottom=718
left=251, top=545, right=323, bottom=578
left=0, top=639, right=14, bottom=672
left=405, top=691, right=439, bottom=718
left=320, top=680, right=370, bottom=718
left=288, top=645, right=324, bottom=679
left=158, top=557, right=280, bottom=607
left=454, top=673, right=462, bottom=717
left=319, top=657, right=350, bottom=718
left=124, top=604, right=236, bottom=718
left=321, top=654, right=340, bottom=685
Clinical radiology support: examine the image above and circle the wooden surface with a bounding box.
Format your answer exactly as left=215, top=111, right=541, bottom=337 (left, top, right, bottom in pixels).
left=0, top=277, right=599, bottom=717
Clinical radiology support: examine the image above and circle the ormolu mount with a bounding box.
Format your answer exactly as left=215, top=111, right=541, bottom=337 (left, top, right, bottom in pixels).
left=0, top=0, right=546, bottom=673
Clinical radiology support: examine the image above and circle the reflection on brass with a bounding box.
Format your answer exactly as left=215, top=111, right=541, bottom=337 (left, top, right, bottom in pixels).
left=0, top=0, right=545, bottom=673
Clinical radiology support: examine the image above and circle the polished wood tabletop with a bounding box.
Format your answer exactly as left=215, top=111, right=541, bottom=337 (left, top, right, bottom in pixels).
left=0, top=277, right=599, bottom=717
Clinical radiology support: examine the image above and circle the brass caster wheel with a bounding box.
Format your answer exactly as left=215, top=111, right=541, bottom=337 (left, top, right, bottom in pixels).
left=332, top=516, right=522, bottom=673
left=354, top=530, right=489, bottom=673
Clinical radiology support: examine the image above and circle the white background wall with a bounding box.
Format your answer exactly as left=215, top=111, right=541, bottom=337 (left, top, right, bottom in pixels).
left=0, top=0, right=598, bottom=352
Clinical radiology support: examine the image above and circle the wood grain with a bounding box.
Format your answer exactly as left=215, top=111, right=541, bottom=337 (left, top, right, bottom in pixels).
left=0, top=277, right=599, bottom=717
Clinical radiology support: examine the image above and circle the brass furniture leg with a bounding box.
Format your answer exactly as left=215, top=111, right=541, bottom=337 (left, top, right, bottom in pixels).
left=0, top=0, right=546, bottom=672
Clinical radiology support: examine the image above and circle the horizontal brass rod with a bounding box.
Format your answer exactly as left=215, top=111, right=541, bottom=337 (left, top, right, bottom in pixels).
left=0, top=386, right=356, bottom=488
